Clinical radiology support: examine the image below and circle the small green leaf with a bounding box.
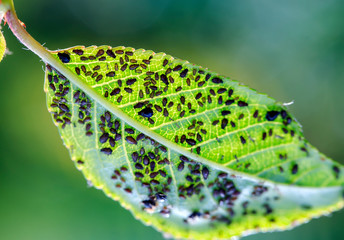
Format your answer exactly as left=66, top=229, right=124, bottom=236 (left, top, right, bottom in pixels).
left=44, top=45, right=344, bottom=240
left=0, top=30, right=5, bottom=62
left=0, top=8, right=6, bottom=62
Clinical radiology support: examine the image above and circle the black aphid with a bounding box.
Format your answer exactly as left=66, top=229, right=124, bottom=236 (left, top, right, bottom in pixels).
left=266, top=111, right=280, bottom=121
left=101, top=148, right=112, bottom=155
left=58, top=52, right=71, bottom=63
left=211, top=77, right=223, bottom=84
left=156, top=192, right=167, bottom=200
left=142, top=199, right=156, bottom=209
left=138, top=107, right=153, bottom=118
left=99, top=133, right=109, bottom=144
left=135, top=172, right=144, bottom=178
left=202, top=167, right=209, bottom=179
left=333, top=166, right=340, bottom=179
left=126, top=136, right=137, bottom=145
left=178, top=162, right=185, bottom=171
left=291, top=164, right=298, bottom=174
left=188, top=211, right=202, bottom=219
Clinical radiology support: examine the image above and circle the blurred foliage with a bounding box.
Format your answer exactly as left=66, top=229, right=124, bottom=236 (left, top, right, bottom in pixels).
left=0, top=0, right=343, bottom=239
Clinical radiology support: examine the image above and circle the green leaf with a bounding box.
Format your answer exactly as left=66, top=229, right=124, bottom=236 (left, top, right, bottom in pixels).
left=0, top=8, right=6, bottom=62
left=0, top=30, right=5, bottom=62
left=44, top=46, right=344, bottom=240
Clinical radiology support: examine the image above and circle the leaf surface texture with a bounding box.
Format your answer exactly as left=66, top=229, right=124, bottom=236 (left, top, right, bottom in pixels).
left=44, top=46, right=344, bottom=239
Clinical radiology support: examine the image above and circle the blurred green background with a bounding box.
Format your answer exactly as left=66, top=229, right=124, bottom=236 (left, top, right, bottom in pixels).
left=1, top=0, right=344, bottom=239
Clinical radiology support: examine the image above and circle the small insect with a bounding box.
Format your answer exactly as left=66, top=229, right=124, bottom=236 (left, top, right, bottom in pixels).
left=57, top=52, right=71, bottom=63
left=266, top=111, right=280, bottom=121
left=138, top=107, right=153, bottom=118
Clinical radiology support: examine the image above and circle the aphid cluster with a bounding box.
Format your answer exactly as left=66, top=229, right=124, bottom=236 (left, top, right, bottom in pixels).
left=43, top=45, right=344, bottom=238
left=128, top=134, right=172, bottom=197
left=46, top=65, right=72, bottom=129
left=48, top=46, right=344, bottom=194
left=74, top=90, right=93, bottom=136
left=175, top=156, right=209, bottom=201
left=210, top=172, right=240, bottom=219
left=53, top=46, right=308, bottom=177
left=98, top=111, right=121, bottom=155
left=110, top=165, right=132, bottom=193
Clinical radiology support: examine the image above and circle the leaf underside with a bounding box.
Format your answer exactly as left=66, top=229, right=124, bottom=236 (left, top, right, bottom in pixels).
left=44, top=45, right=344, bottom=240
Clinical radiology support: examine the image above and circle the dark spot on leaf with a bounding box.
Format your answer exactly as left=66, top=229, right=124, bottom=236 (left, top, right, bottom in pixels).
left=126, top=136, right=137, bottom=145
left=266, top=111, right=280, bottom=121
left=228, top=89, right=233, bottom=97
left=156, top=192, right=167, bottom=200
left=281, top=110, right=287, bottom=119
left=96, top=49, right=104, bottom=57
left=129, top=64, right=139, bottom=70
left=142, top=199, right=156, bottom=209
left=195, top=93, right=202, bottom=100
left=99, top=133, right=109, bottom=144
left=218, top=96, right=223, bottom=105
left=125, top=51, right=133, bottom=56
left=180, top=69, right=188, bottom=78
left=217, top=88, right=226, bottom=94
left=138, top=107, right=153, bottom=118
left=135, top=172, right=144, bottom=178
left=186, top=139, right=196, bottom=146
left=225, top=100, right=234, bottom=106
left=72, top=49, right=84, bottom=55
left=150, top=172, right=158, bottom=178
left=124, top=87, right=133, bottom=93
left=160, top=74, right=168, bottom=84
left=136, top=133, right=145, bottom=141
left=221, top=118, right=228, bottom=129
left=106, top=49, right=116, bottom=58
left=333, top=166, right=340, bottom=179
left=151, top=180, right=160, bottom=185
left=135, top=163, right=143, bottom=170
left=222, top=110, right=231, bottom=116
left=110, top=88, right=120, bottom=96
left=291, top=164, right=298, bottom=174
left=96, top=75, right=103, bottom=82
left=173, top=65, right=182, bottom=71
left=59, top=104, right=69, bottom=112
left=106, top=72, right=116, bottom=77
left=186, top=176, right=194, bottom=182
left=263, top=203, right=273, bottom=215
left=212, top=120, right=219, bottom=126
left=75, top=67, right=80, bottom=75
left=58, top=52, right=70, bottom=63
left=134, top=102, right=144, bottom=109
left=180, top=156, right=189, bottom=162
left=238, top=101, right=248, bottom=107
left=121, top=63, right=128, bottom=71
left=202, top=167, right=209, bottom=179
left=212, top=77, right=223, bottom=84
left=178, top=162, right=185, bottom=171
left=286, top=117, right=292, bottom=125
left=101, top=148, right=112, bottom=155
left=126, top=78, right=137, bottom=85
